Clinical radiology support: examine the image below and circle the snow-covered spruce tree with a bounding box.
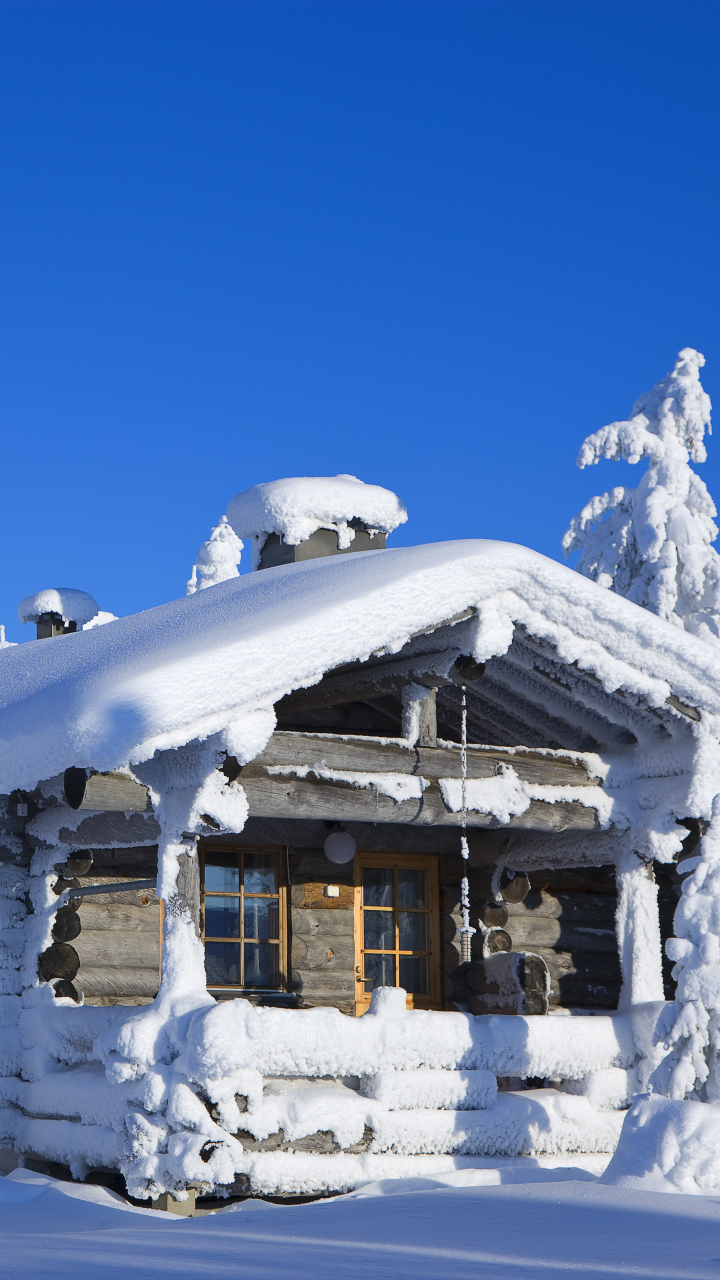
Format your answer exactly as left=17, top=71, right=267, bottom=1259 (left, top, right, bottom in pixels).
left=654, top=795, right=720, bottom=1102
left=186, top=515, right=243, bottom=595
left=562, top=349, right=719, bottom=645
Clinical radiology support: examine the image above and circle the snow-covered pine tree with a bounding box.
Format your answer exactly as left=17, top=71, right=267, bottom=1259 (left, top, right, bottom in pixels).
left=562, top=349, right=720, bottom=645
left=186, top=515, right=243, bottom=595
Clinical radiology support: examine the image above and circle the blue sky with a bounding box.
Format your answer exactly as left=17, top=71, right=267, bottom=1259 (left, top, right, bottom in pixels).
left=0, top=0, right=718, bottom=642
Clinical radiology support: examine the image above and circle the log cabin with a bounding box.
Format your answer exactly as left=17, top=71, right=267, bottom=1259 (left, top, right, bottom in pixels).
left=0, top=475, right=718, bottom=1211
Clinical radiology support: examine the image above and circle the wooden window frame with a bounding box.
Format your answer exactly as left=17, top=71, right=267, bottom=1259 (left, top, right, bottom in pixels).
left=199, top=843, right=288, bottom=996
left=354, top=851, right=441, bottom=1016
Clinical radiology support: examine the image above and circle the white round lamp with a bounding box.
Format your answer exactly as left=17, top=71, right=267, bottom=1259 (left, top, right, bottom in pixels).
left=324, top=831, right=357, bottom=864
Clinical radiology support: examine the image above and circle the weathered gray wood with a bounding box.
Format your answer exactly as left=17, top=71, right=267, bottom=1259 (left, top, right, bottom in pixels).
left=291, top=934, right=355, bottom=971
left=291, top=908, right=354, bottom=938
left=251, top=731, right=595, bottom=786
left=75, top=966, right=159, bottom=997
left=504, top=890, right=617, bottom=923
left=175, top=851, right=200, bottom=935
left=58, top=811, right=160, bottom=847
left=79, top=903, right=161, bottom=933
left=73, top=930, right=160, bottom=968
left=507, top=916, right=618, bottom=952
left=65, top=770, right=150, bottom=813
left=241, top=773, right=598, bottom=832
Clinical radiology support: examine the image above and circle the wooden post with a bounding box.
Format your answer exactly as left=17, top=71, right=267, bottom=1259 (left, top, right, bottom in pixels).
left=175, top=850, right=201, bottom=937
left=418, top=689, right=437, bottom=748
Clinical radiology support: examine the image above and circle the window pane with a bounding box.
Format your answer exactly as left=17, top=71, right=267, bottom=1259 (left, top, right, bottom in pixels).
left=205, top=941, right=240, bottom=985
left=204, top=856, right=240, bottom=893
left=400, top=954, right=429, bottom=994
left=398, top=869, right=427, bottom=909
left=244, top=897, right=279, bottom=940
left=364, top=953, right=396, bottom=993
left=399, top=911, right=427, bottom=952
left=205, top=896, right=240, bottom=938
left=364, top=909, right=394, bottom=951
left=363, top=866, right=394, bottom=907
left=244, top=942, right=280, bottom=988
left=243, top=852, right=277, bottom=894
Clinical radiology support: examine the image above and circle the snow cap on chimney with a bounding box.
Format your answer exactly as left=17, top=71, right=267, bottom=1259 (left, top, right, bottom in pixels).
left=226, top=475, right=407, bottom=570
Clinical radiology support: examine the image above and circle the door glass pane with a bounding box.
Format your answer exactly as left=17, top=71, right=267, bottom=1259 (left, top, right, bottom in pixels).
left=363, top=866, right=394, bottom=907
left=400, top=954, right=429, bottom=994
left=398, top=911, right=427, bottom=952
left=204, top=896, right=240, bottom=938
left=364, top=909, right=394, bottom=950
left=205, top=941, right=240, bottom=985
left=244, top=897, right=279, bottom=940
left=204, top=856, right=240, bottom=893
left=244, top=942, right=280, bottom=988
left=244, top=852, right=277, bottom=894
left=398, top=869, right=427, bottom=909
left=364, top=953, right=395, bottom=992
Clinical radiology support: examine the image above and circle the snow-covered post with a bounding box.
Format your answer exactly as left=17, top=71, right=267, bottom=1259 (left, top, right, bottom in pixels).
left=563, top=349, right=720, bottom=646
left=615, top=852, right=665, bottom=1010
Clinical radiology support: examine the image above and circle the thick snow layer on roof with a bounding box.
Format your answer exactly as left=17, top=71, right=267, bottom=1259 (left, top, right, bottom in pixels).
left=18, top=588, right=101, bottom=627
left=226, top=474, right=407, bottom=548
left=0, top=539, right=719, bottom=793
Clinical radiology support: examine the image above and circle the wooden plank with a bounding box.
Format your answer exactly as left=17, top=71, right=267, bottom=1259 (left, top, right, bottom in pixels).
left=241, top=774, right=598, bottom=832
left=251, top=731, right=595, bottom=786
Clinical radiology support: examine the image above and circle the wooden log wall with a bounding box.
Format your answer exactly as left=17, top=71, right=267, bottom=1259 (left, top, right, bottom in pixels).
left=446, top=865, right=621, bottom=1011
left=73, top=874, right=161, bottom=1006
left=288, top=849, right=356, bottom=1016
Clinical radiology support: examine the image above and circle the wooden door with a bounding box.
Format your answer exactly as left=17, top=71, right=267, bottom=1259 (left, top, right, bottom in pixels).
left=354, top=852, right=441, bottom=1015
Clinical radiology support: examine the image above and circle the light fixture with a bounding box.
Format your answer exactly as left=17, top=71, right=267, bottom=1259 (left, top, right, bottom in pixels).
left=323, top=831, right=357, bottom=864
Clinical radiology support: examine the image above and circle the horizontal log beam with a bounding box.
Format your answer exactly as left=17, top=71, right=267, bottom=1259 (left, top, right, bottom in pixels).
left=79, top=903, right=160, bottom=932
left=251, top=731, right=596, bottom=787
left=75, top=966, right=159, bottom=997
left=241, top=773, right=598, bottom=832
left=64, top=769, right=150, bottom=812
left=74, top=930, right=160, bottom=968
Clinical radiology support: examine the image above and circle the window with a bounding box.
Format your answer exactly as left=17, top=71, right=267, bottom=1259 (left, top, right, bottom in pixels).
left=354, top=853, right=440, bottom=1014
left=200, top=845, right=287, bottom=994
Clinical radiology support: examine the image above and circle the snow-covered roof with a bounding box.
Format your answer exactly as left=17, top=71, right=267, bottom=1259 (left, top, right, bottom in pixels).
left=0, top=539, right=718, bottom=793
left=226, top=475, right=407, bottom=549
left=18, top=588, right=101, bottom=627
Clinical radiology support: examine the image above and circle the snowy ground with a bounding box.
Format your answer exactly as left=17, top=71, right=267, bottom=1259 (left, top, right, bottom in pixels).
left=3, top=1167, right=720, bottom=1280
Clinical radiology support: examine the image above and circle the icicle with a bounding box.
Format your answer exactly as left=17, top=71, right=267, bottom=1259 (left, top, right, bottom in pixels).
left=458, top=686, right=476, bottom=963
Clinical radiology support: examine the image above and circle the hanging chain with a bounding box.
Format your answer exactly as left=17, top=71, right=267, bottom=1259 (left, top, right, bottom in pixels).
left=458, top=685, right=475, bottom=963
